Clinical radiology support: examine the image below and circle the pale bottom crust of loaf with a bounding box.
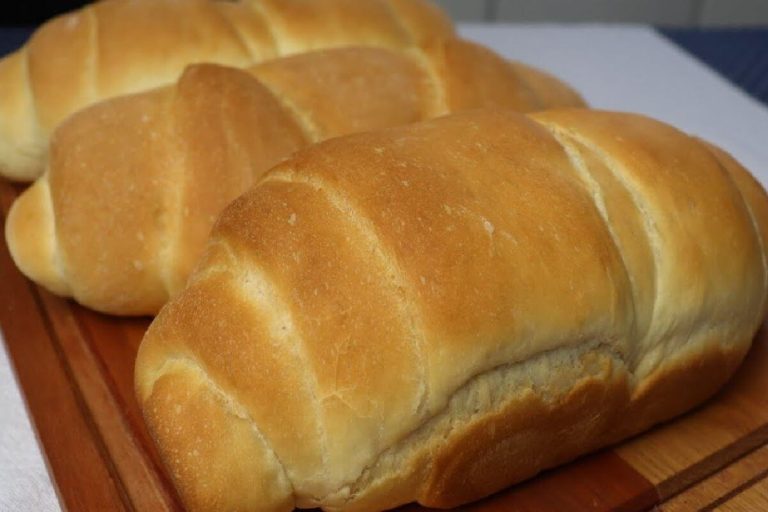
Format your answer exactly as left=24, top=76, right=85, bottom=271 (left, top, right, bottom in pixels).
left=329, top=330, right=751, bottom=511
left=142, top=329, right=753, bottom=511
left=426, top=339, right=748, bottom=508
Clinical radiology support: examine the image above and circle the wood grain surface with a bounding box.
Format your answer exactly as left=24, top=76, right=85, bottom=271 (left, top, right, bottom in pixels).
left=1, top=178, right=767, bottom=511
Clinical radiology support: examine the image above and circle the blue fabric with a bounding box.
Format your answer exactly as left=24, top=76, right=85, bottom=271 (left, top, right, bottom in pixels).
left=660, top=28, right=768, bottom=106
left=1, top=26, right=767, bottom=106
left=0, top=27, right=32, bottom=58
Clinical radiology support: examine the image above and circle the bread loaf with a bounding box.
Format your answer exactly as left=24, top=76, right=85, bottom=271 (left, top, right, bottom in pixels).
left=5, top=41, right=584, bottom=315
left=0, top=0, right=453, bottom=181
left=135, top=109, right=767, bottom=511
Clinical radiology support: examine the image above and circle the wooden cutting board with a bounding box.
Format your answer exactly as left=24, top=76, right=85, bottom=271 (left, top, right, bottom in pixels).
left=2, top=179, right=767, bottom=512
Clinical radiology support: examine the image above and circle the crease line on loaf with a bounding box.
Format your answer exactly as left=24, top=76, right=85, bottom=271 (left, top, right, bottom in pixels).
left=85, top=4, right=100, bottom=103
left=233, top=258, right=332, bottom=486
left=21, top=49, right=39, bottom=150
left=43, top=173, right=70, bottom=294
left=0, top=45, right=47, bottom=180
left=217, top=6, right=258, bottom=63
left=249, top=73, right=324, bottom=142
left=146, top=353, right=297, bottom=501
left=531, top=118, right=662, bottom=370
left=157, top=87, right=187, bottom=301
left=701, top=143, right=768, bottom=314
left=263, top=168, right=432, bottom=417
left=406, top=47, right=449, bottom=118
left=379, top=0, right=418, bottom=45
left=535, top=125, right=642, bottom=351
left=241, top=0, right=281, bottom=56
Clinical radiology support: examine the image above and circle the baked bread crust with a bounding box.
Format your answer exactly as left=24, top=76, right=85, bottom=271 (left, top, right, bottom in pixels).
left=135, top=109, right=768, bottom=510
left=0, top=0, right=454, bottom=181
left=6, top=42, right=585, bottom=315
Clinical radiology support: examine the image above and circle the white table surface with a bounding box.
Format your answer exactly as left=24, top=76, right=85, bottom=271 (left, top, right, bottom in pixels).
left=1, top=24, right=767, bottom=511
left=0, top=340, right=59, bottom=511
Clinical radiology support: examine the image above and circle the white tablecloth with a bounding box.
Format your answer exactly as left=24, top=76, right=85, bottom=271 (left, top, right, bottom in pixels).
left=0, top=340, right=59, bottom=511
left=1, top=24, right=767, bottom=511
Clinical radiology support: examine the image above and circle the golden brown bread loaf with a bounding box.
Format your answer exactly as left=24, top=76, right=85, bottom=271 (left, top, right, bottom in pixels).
left=0, top=0, right=453, bottom=181
left=135, top=109, right=768, bottom=511
left=5, top=40, right=585, bottom=315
